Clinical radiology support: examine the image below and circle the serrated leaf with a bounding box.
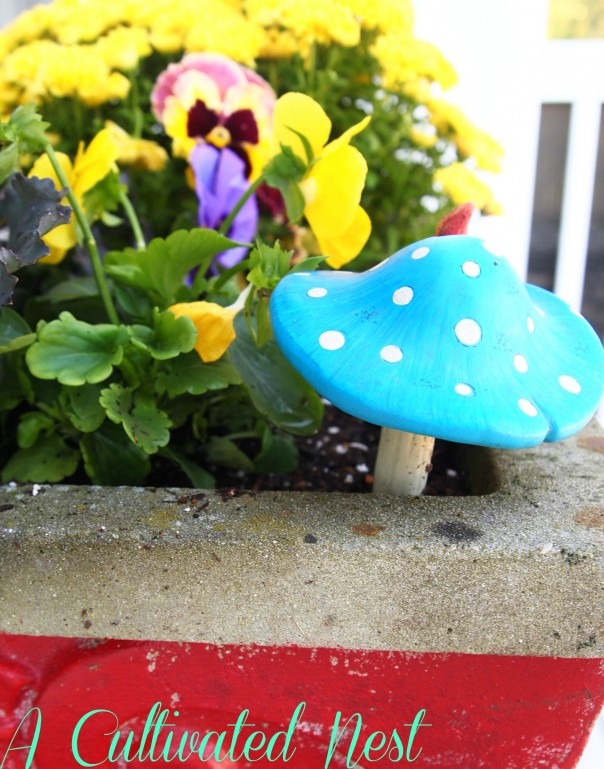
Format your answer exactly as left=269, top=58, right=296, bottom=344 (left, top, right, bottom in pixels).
left=0, top=307, right=34, bottom=353
left=156, top=352, right=241, bottom=397
left=66, top=383, right=105, bottom=432
left=0, top=256, right=18, bottom=306
left=5, top=104, right=50, bottom=153
left=129, top=308, right=197, bottom=360
left=160, top=446, right=215, bottom=488
left=228, top=316, right=324, bottom=436
left=247, top=241, right=294, bottom=289
left=104, top=229, right=240, bottom=308
left=100, top=384, right=171, bottom=454
left=1, top=435, right=79, bottom=483
left=205, top=436, right=255, bottom=472
left=0, top=174, right=71, bottom=267
left=26, top=311, right=129, bottom=385
left=80, top=421, right=150, bottom=485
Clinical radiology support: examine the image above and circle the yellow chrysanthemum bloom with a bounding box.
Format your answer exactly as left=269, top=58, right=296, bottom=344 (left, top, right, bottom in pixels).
left=28, top=128, right=119, bottom=264
left=371, top=33, right=458, bottom=92
left=429, top=100, right=504, bottom=174
left=104, top=121, right=169, bottom=171
left=273, top=92, right=371, bottom=269
left=434, top=163, right=502, bottom=216
left=169, top=286, right=250, bottom=363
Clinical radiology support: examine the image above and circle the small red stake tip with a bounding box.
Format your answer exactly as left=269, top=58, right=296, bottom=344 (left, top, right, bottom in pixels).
left=435, top=202, right=476, bottom=236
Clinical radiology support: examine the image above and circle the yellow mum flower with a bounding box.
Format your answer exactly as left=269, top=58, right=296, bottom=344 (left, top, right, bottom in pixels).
left=434, top=163, right=502, bottom=216
left=28, top=128, right=119, bottom=264
left=273, top=92, right=371, bottom=269
left=169, top=287, right=250, bottom=363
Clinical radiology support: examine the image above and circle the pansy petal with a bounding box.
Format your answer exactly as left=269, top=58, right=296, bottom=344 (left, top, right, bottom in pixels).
left=321, top=206, right=371, bottom=269
left=322, top=115, right=371, bottom=157
left=73, top=128, right=119, bottom=199
left=169, top=301, right=237, bottom=363
left=304, top=144, right=368, bottom=237
left=172, top=69, right=222, bottom=112
left=29, top=151, right=74, bottom=191
left=273, top=92, right=331, bottom=162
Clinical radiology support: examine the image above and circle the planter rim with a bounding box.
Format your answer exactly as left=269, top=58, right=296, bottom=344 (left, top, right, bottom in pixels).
left=1, top=420, right=603, bottom=658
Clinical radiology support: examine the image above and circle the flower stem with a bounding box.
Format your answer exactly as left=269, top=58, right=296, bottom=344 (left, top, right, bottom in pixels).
left=119, top=188, right=146, bottom=250
left=44, top=142, right=119, bottom=325
left=218, top=174, right=263, bottom=237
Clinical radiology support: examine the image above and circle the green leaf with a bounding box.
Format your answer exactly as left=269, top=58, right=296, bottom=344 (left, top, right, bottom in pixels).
left=100, top=384, right=171, bottom=454
left=129, top=308, right=197, bottom=360
left=104, top=229, right=239, bottom=308
left=205, top=436, right=255, bottom=472
left=254, top=428, right=298, bottom=475
left=1, top=435, right=79, bottom=483
left=263, top=147, right=307, bottom=223
left=0, top=308, right=35, bottom=354
left=0, top=143, right=19, bottom=186
left=156, top=352, right=241, bottom=397
left=228, top=316, right=324, bottom=436
left=159, top=446, right=215, bottom=488
left=17, top=411, right=56, bottom=449
left=0, top=350, right=32, bottom=410
left=65, top=384, right=105, bottom=432
left=5, top=104, right=50, bottom=154
left=289, top=256, right=328, bottom=273
left=247, top=241, right=294, bottom=289
left=80, top=421, right=150, bottom=485
left=43, top=277, right=99, bottom=303
left=26, top=312, right=129, bottom=386
left=0, top=174, right=71, bottom=268
left=82, top=171, right=123, bottom=220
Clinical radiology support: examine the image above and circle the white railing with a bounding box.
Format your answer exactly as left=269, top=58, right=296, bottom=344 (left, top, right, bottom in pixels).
left=540, top=40, right=604, bottom=312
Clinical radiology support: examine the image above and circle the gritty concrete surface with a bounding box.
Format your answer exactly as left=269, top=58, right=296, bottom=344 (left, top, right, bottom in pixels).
left=0, top=420, right=602, bottom=657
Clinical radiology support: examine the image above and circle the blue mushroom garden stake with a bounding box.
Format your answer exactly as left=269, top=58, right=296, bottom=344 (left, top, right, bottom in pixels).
left=270, top=207, right=604, bottom=496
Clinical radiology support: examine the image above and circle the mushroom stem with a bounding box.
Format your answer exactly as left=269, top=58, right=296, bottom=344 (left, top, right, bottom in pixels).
left=373, top=428, right=435, bottom=496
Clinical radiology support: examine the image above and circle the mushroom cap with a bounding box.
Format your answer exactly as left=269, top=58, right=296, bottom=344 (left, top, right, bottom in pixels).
left=270, top=235, right=604, bottom=448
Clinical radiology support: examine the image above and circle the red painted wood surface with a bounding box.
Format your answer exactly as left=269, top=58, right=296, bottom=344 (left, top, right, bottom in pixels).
left=0, top=633, right=602, bottom=768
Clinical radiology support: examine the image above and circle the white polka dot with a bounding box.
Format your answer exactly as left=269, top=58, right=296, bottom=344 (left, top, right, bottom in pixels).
left=514, top=354, right=529, bottom=373
left=527, top=316, right=535, bottom=333
left=319, top=331, right=345, bottom=351
left=411, top=246, right=430, bottom=260
left=307, top=287, right=327, bottom=298
left=393, top=286, right=414, bottom=305
left=518, top=399, right=538, bottom=417
left=454, top=318, right=482, bottom=346
left=559, top=375, right=581, bottom=394
left=455, top=383, right=475, bottom=397
left=482, top=241, right=504, bottom=257
left=380, top=345, right=403, bottom=363
left=462, top=261, right=481, bottom=278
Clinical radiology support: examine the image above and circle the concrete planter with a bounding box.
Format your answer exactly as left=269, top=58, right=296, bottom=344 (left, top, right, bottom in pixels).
left=0, top=420, right=603, bottom=768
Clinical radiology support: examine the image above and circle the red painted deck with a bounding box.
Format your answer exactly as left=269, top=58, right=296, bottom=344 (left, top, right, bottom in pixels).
left=1, top=634, right=602, bottom=768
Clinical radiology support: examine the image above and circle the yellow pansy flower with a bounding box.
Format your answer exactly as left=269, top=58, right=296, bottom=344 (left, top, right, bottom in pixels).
left=273, top=92, right=371, bottom=269
left=169, top=286, right=250, bottom=363
left=28, top=128, right=119, bottom=264
left=104, top=121, right=168, bottom=172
